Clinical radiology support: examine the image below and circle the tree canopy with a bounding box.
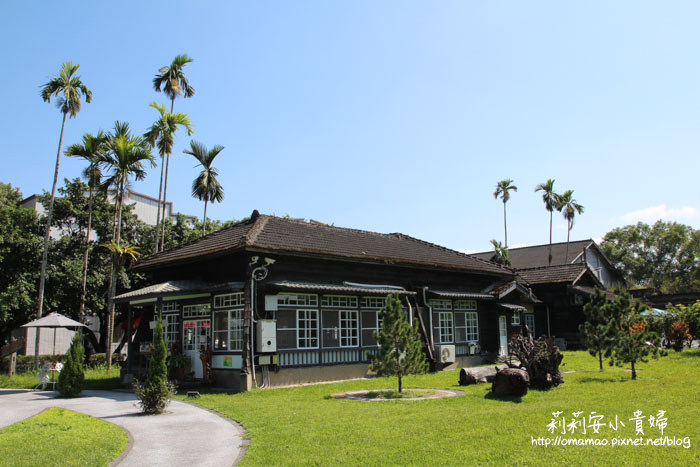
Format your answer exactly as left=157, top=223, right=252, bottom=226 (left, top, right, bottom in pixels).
left=600, top=221, right=700, bottom=293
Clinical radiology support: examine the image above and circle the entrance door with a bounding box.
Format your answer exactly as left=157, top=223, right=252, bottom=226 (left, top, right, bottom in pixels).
left=524, top=314, right=535, bottom=337
left=183, top=319, right=210, bottom=379
left=498, top=315, right=508, bottom=356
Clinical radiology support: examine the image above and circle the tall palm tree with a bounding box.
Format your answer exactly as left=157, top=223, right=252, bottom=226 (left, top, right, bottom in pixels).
left=558, top=189, right=584, bottom=264
left=152, top=55, right=194, bottom=251
left=65, top=131, right=108, bottom=321
left=535, top=179, right=560, bottom=266
left=184, top=141, right=225, bottom=236
left=153, top=54, right=195, bottom=113
left=100, top=124, right=154, bottom=372
left=144, top=102, right=193, bottom=252
left=36, top=62, right=92, bottom=365
left=493, top=179, right=517, bottom=248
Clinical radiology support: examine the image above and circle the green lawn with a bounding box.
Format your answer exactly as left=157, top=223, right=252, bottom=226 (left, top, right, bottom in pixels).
left=0, top=365, right=121, bottom=391
left=179, top=350, right=700, bottom=466
left=0, top=408, right=127, bottom=466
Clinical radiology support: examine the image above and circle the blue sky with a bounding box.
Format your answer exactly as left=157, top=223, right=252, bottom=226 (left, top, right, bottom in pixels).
left=2, top=1, right=699, bottom=253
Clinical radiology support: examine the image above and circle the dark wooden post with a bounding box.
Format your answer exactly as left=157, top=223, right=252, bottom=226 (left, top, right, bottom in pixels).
left=9, top=352, right=16, bottom=377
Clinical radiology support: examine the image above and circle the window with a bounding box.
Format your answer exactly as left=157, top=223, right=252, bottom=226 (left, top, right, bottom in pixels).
left=360, top=296, right=386, bottom=309
left=213, top=309, right=244, bottom=351
left=161, top=302, right=180, bottom=313
left=361, top=311, right=382, bottom=346
left=278, top=293, right=318, bottom=307
left=214, top=292, right=244, bottom=308
left=163, top=313, right=180, bottom=346
left=297, top=309, right=319, bottom=349
left=429, top=299, right=452, bottom=311
left=339, top=310, right=358, bottom=347
left=512, top=312, right=520, bottom=325
left=183, top=303, right=210, bottom=319
left=455, top=312, right=479, bottom=342
left=438, top=312, right=454, bottom=343
left=454, top=300, right=477, bottom=311
left=321, top=295, right=358, bottom=308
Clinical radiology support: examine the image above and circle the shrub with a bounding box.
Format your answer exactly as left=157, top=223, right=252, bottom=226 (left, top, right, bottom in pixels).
left=57, top=333, right=85, bottom=397
left=135, top=318, right=171, bottom=414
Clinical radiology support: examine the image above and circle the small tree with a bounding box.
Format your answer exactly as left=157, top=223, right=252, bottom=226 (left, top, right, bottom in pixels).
left=579, top=289, right=616, bottom=370
left=608, top=293, right=663, bottom=379
left=58, top=332, right=85, bottom=397
left=135, top=318, right=172, bottom=413
left=369, top=293, right=428, bottom=393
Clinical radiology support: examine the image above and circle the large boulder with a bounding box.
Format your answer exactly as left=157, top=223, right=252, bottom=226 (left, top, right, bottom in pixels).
left=492, top=368, right=529, bottom=397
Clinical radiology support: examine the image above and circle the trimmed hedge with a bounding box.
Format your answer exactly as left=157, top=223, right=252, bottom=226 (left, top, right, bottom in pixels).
left=0, top=352, right=123, bottom=373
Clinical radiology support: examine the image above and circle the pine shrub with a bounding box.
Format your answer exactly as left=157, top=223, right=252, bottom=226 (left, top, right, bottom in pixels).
left=135, top=318, right=172, bottom=414
left=57, top=333, right=85, bottom=397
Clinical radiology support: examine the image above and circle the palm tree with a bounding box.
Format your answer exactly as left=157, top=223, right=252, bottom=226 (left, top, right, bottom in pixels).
left=535, top=179, right=561, bottom=266
left=558, top=189, right=584, bottom=263
left=36, top=62, right=92, bottom=365
left=493, top=179, right=517, bottom=248
left=144, top=102, right=193, bottom=252
left=489, top=239, right=511, bottom=266
left=100, top=124, right=154, bottom=372
left=153, top=54, right=195, bottom=113
left=65, top=131, right=108, bottom=321
left=184, top=141, right=225, bottom=236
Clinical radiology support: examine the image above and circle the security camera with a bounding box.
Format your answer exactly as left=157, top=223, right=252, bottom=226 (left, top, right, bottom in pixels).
left=264, top=257, right=276, bottom=266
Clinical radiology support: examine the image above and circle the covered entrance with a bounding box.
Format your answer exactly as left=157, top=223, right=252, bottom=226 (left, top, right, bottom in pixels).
left=183, top=319, right=210, bottom=379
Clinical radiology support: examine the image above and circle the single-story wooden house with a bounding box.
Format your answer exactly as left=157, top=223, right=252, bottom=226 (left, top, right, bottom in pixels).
left=474, top=240, right=622, bottom=348
left=115, top=211, right=543, bottom=391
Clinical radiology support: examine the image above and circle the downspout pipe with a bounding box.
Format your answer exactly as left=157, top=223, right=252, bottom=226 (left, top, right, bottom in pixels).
left=422, top=287, right=434, bottom=349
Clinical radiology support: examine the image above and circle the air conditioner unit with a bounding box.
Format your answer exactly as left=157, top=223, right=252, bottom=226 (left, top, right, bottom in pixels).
left=436, top=345, right=455, bottom=363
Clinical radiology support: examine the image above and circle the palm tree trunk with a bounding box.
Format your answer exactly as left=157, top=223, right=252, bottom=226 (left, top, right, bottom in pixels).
left=503, top=201, right=508, bottom=248
left=154, top=154, right=165, bottom=253
left=548, top=210, right=553, bottom=266
left=160, top=152, right=171, bottom=251
left=565, top=220, right=571, bottom=264
left=34, top=111, right=67, bottom=367
left=106, top=183, right=125, bottom=374
left=78, top=181, right=95, bottom=322
left=202, top=198, right=208, bottom=236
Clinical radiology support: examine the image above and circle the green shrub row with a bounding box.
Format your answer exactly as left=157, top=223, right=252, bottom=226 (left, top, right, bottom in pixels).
left=0, top=352, right=123, bottom=373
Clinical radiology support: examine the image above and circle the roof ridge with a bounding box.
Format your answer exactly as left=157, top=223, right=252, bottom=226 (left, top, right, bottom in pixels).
left=245, top=215, right=269, bottom=245
left=516, top=263, right=587, bottom=271
left=472, top=239, right=594, bottom=256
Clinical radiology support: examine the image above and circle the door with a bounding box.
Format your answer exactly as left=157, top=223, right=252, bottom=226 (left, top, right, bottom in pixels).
left=498, top=315, right=508, bottom=356
left=183, top=319, right=211, bottom=379
left=524, top=314, right=535, bottom=337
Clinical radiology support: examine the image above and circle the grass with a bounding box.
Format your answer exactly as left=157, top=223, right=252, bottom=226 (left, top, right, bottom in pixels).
left=0, top=408, right=127, bottom=466
left=177, top=350, right=700, bottom=466
left=0, top=365, right=121, bottom=391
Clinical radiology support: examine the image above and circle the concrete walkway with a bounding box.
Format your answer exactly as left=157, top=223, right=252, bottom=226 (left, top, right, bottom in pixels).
left=0, top=389, right=246, bottom=466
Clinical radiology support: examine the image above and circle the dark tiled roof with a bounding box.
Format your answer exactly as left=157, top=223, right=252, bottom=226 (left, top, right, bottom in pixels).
left=517, top=264, right=589, bottom=285
left=473, top=240, right=594, bottom=269
left=134, top=212, right=509, bottom=276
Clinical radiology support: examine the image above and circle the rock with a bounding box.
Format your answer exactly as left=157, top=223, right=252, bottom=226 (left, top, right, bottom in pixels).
left=492, top=368, right=529, bottom=397
left=459, top=369, right=477, bottom=385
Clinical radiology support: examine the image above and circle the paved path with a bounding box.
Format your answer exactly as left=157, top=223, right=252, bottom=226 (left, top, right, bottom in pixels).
left=0, top=389, right=246, bottom=466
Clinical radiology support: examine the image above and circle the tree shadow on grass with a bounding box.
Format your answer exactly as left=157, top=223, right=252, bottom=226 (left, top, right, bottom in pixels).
left=578, top=377, right=632, bottom=384
left=483, top=389, right=524, bottom=403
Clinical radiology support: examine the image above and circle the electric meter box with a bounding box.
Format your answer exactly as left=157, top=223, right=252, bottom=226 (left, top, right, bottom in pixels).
left=256, top=319, right=277, bottom=353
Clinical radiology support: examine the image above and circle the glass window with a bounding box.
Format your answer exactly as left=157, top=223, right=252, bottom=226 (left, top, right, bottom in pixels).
left=297, top=309, right=318, bottom=349
left=339, top=310, right=358, bottom=347
left=361, top=311, right=381, bottom=346
left=512, top=312, right=521, bottom=325
left=455, top=311, right=478, bottom=342
left=438, top=312, right=454, bottom=343
left=321, top=295, right=358, bottom=308
left=278, top=293, right=318, bottom=306
left=214, top=292, right=244, bottom=308
left=429, top=299, right=452, bottom=311
left=454, top=300, right=477, bottom=311
left=163, top=313, right=179, bottom=347
left=213, top=309, right=244, bottom=351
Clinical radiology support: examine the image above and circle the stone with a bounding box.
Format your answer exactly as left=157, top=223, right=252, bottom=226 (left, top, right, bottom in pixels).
left=492, top=368, right=529, bottom=397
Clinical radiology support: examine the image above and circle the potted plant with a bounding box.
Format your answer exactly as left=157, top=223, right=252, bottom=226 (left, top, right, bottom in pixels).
left=168, top=353, right=191, bottom=383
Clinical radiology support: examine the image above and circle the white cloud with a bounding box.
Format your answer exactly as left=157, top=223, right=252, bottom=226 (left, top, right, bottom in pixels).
left=620, top=205, right=699, bottom=224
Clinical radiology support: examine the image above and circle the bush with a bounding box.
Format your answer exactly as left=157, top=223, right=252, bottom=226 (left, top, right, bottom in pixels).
left=58, top=333, right=85, bottom=397
left=135, top=318, right=171, bottom=414
left=0, top=351, right=122, bottom=373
